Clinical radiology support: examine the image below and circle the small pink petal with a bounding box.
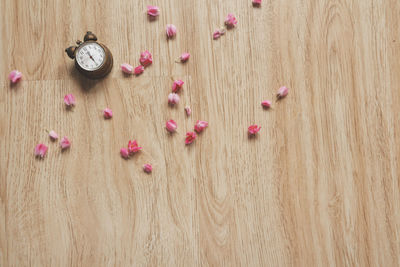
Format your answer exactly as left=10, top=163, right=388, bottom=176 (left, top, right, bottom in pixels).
left=64, top=94, right=76, bottom=107
left=252, top=0, right=262, bottom=6
left=143, top=163, right=153, bottom=173
left=185, top=106, right=192, bottom=116
left=261, top=100, right=271, bottom=108
left=166, top=119, right=177, bottom=133
left=8, top=70, right=22, bottom=84
left=103, top=108, right=113, bottom=119
left=134, top=65, right=145, bottom=75
left=172, top=80, right=184, bottom=92
left=180, top=53, right=190, bottom=62
left=277, top=86, right=289, bottom=99
left=34, top=143, right=48, bottom=158
left=128, top=140, right=142, bottom=154
left=185, top=132, right=197, bottom=145
left=168, top=93, right=180, bottom=105
left=147, top=5, right=160, bottom=17
left=248, top=124, right=261, bottom=135
left=166, top=24, right=177, bottom=38
left=140, top=51, right=153, bottom=67
left=225, top=13, right=238, bottom=28
left=120, top=148, right=130, bottom=159
left=121, top=63, right=134, bottom=74
left=49, top=130, right=59, bottom=140
left=60, top=136, right=71, bottom=149
left=194, top=120, right=208, bottom=133
left=213, top=29, right=225, bottom=40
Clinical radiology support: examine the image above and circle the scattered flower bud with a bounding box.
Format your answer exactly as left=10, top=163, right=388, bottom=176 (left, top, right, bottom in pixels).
left=34, top=143, right=48, bottom=158
left=225, top=13, right=238, bottom=28
left=194, top=120, right=208, bottom=133
left=64, top=94, right=76, bottom=107
left=168, top=93, right=180, bottom=105
left=166, top=24, right=177, bottom=38
left=261, top=100, right=271, bottom=108
left=147, top=5, right=160, bottom=17
left=185, top=132, right=197, bottom=145
left=248, top=124, right=261, bottom=135
left=60, top=136, right=71, bottom=149
left=143, top=163, right=153, bottom=173
left=8, top=70, right=22, bottom=83
left=213, top=29, right=225, bottom=40
left=121, top=63, right=134, bottom=74
left=120, top=148, right=130, bottom=159
left=252, top=0, right=262, bottom=6
left=128, top=140, right=142, bottom=154
left=103, top=108, right=113, bottom=119
left=185, top=106, right=191, bottom=116
left=166, top=119, right=177, bottom=133
left=277, top=86, right=289, bottom=99
left=140, top=51, right=153, bottom=67
left=172, top=80, right=184, bottom=92
left=180, top=52, right=190, bottom=62
left=49, top=130, right=58, bottom=140
left=134, top=65, right=145, bottom=75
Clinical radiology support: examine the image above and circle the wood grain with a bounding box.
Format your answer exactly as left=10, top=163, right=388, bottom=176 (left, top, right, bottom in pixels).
left=1, top=0, right=400, bottom=266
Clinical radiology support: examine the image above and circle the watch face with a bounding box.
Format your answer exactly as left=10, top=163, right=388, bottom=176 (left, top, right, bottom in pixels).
left=76, top=42, right=105, bottom=71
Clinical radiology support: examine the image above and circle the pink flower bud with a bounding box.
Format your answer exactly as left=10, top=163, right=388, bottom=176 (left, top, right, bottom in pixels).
left=194, top=120, right=208, bottom=133
left=213, top=29, right=225, bottom=40
left=277, top=86, right=289, bottom=99
left=64, top=94, right=76, bottom=107
left=128, top=140, right=142, bottom=154
left=147, top=5, right=160, bottom=17
left=143, top=163, right=153, bottom=173
left=103, top=108, right=113, bottom=119
left=168, top=93, right=180, bottom=105
left=60, top=136, right=71, bottom=149
left=252, top=0, right=262, bottom=6
left=140, top=51, right=153, bottom=67
left=121, top=63, right=134, bottom=74
left=185, top=106, right=192, bottom=116
left=248, top=124, right=261, bottom=135
left=261, top=100, right=271, bottom=108
left=49, top=130, right=58, bottom=140
left=35, top=143, right=48, bottom=158
left=8, top=70, right=22, bottom=84
left=166, top=119, right=177, bottom=133
left=225, top=13, right=238, bottom=28
left=120, top=148, right=129, bottom=159
left=185, top=132, right=197, bottom=145
left=180, top=52, right=190, bottom=62
left=172, top=80, right=184, bottom=92
left=166, top=24, right=177, bottom=38
left=134, top=65, right=144, bottom=75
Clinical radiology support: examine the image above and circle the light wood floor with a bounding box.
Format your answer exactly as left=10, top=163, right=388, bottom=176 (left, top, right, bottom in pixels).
left=1, top=0, right=400, bottom=266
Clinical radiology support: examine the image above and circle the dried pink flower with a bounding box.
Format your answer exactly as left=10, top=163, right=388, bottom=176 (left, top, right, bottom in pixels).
left=120, top=148, right=130, bottom=159
left=185, top=132, right=197, bottom=145
left=103, top=108, right=113, bottom=119
left=166, top=119, right=177, bottom=133
left=121, top=63, right=134, bottom=74
left=64, top=94, right=76, bottom=107
left=194, top=120, right=208, bottom=133
left=248, top=124, right=261, bottom=135
left=143, top=163, right=153, bottom=173
left=166, top=24, right=177, bottom=38
left=172, top=80, right=184, bottom=92
left=60, top=136, right=71, bottom=149
left=49, top=130, right=58, bottom=140
left=8, top=70, right=22, bottom=83
left=277, top=86, right=289, bottom=99
left=180, top=52, right=190, bottom=62
left=128, top=140, right=142, bottom=154
left=147, top=5, right=160, bottom=17
left=225, top=13, right=238, bottom=28
left=34, top=143, right=48, bottom=158
left=134, top=65, right=145, bottom=75
left=140, top=51, right=153, bottom=67
left=252, top=0, right=262, bottom=6
left=185, top=106, right=191, bottom=116
left=213, top=29, right=225, bottom=40
left=261, top=100, right=271, bottom=108
left=168, top=93, right=180, bottom=105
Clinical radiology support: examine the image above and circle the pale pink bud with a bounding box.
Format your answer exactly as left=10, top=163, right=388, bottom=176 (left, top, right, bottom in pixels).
left=225, top=13, right=238, bottom=28
left=168, top=93, right=180, bottom=105
left=166, top=24, right=177, bottom=38
left=277, top=86, right=289, bottom=99
left=64, top=94, right=76, bottom=107
left=180, top=52, right=190, bottom=62
left=213, top=29, right=225, bottom=40
left=172, top=80, right=184, bottom=92
left=34, top=143, right=48, bottom=158
left=147, top=5, right=160, bottom=17
left=185, top=106, right=191, bottom=116
left=49, top=130, right=59, bottom=140
left=120, top=148, right=130, bottom=159
left=121, top=63, right=134, bottom=74
left=194, top=120, right=208, bottom=133
left=143, top=163, right=153, bottom=173
left=185, top=132, right=197, bottom=145
left=128, top=140, right=142, bottom=154
left=261, top=100, right=271, bottom=108
left=252, top=0, right=262, bottom=6
left=103, top=108, right=113, bottom=119
left=60, top=136, right=71, bottom=149
left=166, top=119, right=177, bottom=133
left=134, top=65, right=144, bottom=75
left=140, top=51, right=153, bottom=67
left=8, top=70, right=22, bottom=83
left=248, top=124, right=261, bottom=135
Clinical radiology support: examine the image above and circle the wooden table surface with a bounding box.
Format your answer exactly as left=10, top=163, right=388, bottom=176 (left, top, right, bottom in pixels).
left=1, top=0, right=400, bottom=266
